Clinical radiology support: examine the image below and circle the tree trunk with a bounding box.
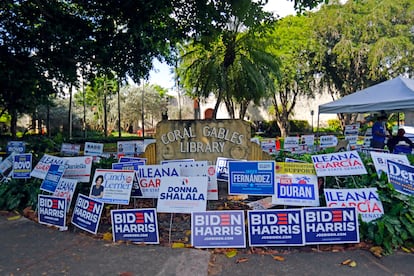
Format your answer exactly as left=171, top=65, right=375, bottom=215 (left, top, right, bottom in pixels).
left=10, top=109, right=17, bottom=139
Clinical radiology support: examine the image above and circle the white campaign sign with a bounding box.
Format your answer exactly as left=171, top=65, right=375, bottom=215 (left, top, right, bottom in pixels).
left=157, top=176, right=208, bottom=214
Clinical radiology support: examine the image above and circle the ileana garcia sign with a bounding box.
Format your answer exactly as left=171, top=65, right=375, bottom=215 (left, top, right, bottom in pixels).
left=156, top=120, right=251, bottom=163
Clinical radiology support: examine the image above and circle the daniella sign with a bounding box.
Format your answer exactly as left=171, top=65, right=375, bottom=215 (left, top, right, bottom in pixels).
left=156, top=120, right=251, bottom=163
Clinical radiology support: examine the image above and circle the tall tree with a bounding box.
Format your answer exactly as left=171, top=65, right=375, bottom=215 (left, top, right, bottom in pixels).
left=265, top=14, right=318, bottom=137
left=177, top=3, right=281, bottom=119
left=312, top=0, right=414, bottom=126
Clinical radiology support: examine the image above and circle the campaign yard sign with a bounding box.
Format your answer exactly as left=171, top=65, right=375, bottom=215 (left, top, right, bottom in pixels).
left=303, top=207, right=359, bottom=244
left=71, top=194, right=104, bottom=234
left=178, top=160, right=209, bottom=175
left=387, top=160, right=414, bottom=196
left=228, top=161, right=275, bottom=195
left=319, top=135, right=338, bottom=148
left=112, top=161, right=145, bottom=198
left=324, top=188, right=384, bottom=222
left=272, top=162, right=319, bottom=207
left=111, top=208, right=159, bottom=244
left=248, top=209, right=304, bottom=247
left=63, top=156, right=93, bottom=183
left=119, top=156, right=147, bottom=164
left=260, top=139, right=276, bottom=154
left=137, top=164, right=181, bottom=198
left=283, top=136, right=300, bottom=151
left=40, top=163, right=66, bottom=193
left=90, top=169, right=135, bottom=205
left=12, top=153, right=32, bottom=179
left=0, top=152, right=15, bottom=180
left=53, top=178, right=78, bottom=211
left=60, top=143, right=81, bottom=156
left=157, top=176, right=208, bottom=214
left=131, top=172, right=143, bottom=198
left=344, top=123, right=360, bottom=136
left=84, top=142, right=104, bottom=156
left=38, top=194, right=66, bottom=228
left=370, top=152, right=409, bottom=178
left=7, top=141, right=25, bottom=154
left=216, top=157, right=239, bottom=181
left=311, top=150, right=367, bottom=177
left=112, top=161, right=144, bottom=171
left=191, top=210, right=246, bottom=248
left=31, top=154, right=66, bottom=179
left=180, top=164, right=218, bottom=200
left=117, top=141, right=141, bottom=158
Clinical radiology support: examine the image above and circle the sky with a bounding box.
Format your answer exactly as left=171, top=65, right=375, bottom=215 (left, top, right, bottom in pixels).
left=148, top=1, right=296, bottom=90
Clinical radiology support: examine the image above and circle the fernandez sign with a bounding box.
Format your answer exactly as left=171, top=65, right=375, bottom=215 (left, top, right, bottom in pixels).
left=229, top=161, right=275, bottom=195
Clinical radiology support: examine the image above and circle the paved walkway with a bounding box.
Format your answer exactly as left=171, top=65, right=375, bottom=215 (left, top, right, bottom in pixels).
left=1, top=215, right=413, bottom=275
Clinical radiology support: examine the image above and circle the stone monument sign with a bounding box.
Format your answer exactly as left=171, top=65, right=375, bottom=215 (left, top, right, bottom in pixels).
left=156, top=119, right=251, bottom=163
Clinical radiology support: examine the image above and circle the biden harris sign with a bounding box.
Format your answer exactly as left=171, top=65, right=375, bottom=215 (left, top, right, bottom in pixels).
left=303, top=207, right=359, bottom=244
left=111, top=208, right=159, bottom=244
left=191, top=210, right=246, bottom=248
left=248, top=209, right=304, bottom=246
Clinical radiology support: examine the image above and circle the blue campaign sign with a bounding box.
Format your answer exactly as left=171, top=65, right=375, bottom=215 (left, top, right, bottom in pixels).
left=111, top=208, right=159, bottom=244
left=112, top=161, right=144, bottom=171
left=38, top=194, right=66, bottom=228
left=40, top=163, right=65, bottom=193
left=387, top=160, right=414, bottom=196
left=7, top=141, right=25, bottom=154
left=13, top=153, right=32, bottom=179
left=215, top=157, right=237, bottom=181
left=303, top=207, right=359, bottom=244
left=119, top=156, right=147, bottom=164
left=191, top=210, right=246, bottom=248
left=248, top=209, right=304, bottom=246
left=71, top=194, right=104, bottom=234
left=228, top=161, right=275, bottom=195
left=131, top=172, right=143, bottom=198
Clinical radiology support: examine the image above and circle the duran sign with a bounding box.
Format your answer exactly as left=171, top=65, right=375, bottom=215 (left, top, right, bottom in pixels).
left=248, top=209, right=304, bottom=246
left=311, top=150, right=367, bottom=177
left=387, top=160, right=414, bottom=196
left=272, top=162, right=319, bottom=207
left=71, top=194, right=104, bottom=234
left=228, top=161, right=275, bottom=195
left=38, top=194, right=66, bottom=228
left=191, top=210, right=246, bottom=248
left=111, top=208, right=159, bottom=244
left=303, top=207, right=359, bottom=244
left=324, top=188, right=384, bottom=222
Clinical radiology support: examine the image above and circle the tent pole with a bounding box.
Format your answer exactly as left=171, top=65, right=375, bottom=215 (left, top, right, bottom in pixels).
left=316, top=111, right=320, bottom=137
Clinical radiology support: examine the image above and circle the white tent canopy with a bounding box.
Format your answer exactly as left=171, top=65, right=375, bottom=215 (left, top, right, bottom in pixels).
left=318, top=77, right=414, bottom=114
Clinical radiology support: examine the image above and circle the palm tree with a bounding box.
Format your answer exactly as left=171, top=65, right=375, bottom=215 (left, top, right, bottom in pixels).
left=177, top=2, right=281, bottom=119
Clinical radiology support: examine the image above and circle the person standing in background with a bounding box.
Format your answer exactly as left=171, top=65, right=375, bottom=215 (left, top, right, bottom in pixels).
left=371, top=115, right=388, bottom=149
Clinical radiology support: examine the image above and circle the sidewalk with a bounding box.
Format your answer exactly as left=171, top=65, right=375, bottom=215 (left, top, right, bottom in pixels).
left=1, top=215, right=413, bottom=275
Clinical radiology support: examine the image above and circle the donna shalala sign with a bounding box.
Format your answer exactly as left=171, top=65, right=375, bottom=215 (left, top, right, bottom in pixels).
left=156, top=120, right=251, bottom=163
